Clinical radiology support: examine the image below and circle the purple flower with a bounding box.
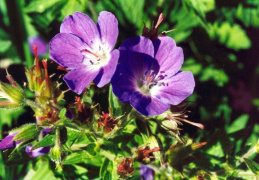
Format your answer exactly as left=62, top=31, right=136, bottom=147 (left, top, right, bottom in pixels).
left=25, top=145, right=50, bottom=158
left=140, top=164, right=154, bottom=180
left=49, top=11, right=119, bottom=94
left=0, top=132, right=22, bottom=150
left=111, top=36, right=195, bottom=116
left=28, top=36, right=48, bottom=56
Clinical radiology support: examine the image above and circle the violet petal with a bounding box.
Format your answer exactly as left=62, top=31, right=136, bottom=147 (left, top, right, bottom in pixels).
left=153, top=37, right=183, bottom=77
left=64, top=67, right=99, bottom=94
left=111, top=63, right=136, bottom=103
left=49, top=33, right=88, bottom=69
left=140, top=164, right=154, bottom=180
left=60, top=12, right=100, bottom=46
left=26, top=145, right=50, bottom=158
left=119, top=36, right=154, bottom=57
left=42, top=129, right=52, bottom=137
left=97, top=11, right=118, bottom=51
left=94, top=49, right=119, bottom=87
left=152, top=71, right=195, bottom=105
left=0, top=132, right=22, bottom=150
left=130, top=91, right=170, bottom=116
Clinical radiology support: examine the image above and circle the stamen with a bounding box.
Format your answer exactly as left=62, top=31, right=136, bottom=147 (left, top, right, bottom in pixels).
left=82, top=49, right=99, bottom=58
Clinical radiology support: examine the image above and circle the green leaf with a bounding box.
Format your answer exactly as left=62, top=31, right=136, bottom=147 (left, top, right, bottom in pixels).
left=0, top=40, right=12, bottom=53
left=227, top=114, right=249, bottom=134
left=100, top=158, right=113, bottom=180
left=236, top=2, right=259, bottom=27
left=181, top=58, right=202, bottom=75
left=0, top=108, right=25, bottom=128
left=31, top=134, right=55, bottom=151
left=60, top=0, right=87, bottom=20
left=108, top=85, right=123, bottom=117
left=13, top=124, right=39, bottom=141
left=244, top=158, right=259, bottom=175
left=7, top=148, right=31, bottom=165
left=116, top=0, right=145, bottom=28
left=23, top=161, right=58, bottom=180
left=62, top=151, right=91, bottom=165
left=24, top=0, right=63, bottom=13
left=200, top=65, right=229, bottom=86
left=208, top=22, right=251, bottom=50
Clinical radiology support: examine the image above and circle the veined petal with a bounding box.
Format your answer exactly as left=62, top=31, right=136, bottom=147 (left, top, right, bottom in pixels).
left=60, top=12, right=100, bottom=46
left=152, top=71, right=195, bottom=105
left=118, top=50, right=157, bottom=80
left=97, top=11, right=118, bottom=51
left=130, top=91, right=170, bottom=116
left=111, top=63, right=136, bottom=103
left=153, top=37, right=183, bottom=77
left=64, top=67, right=99, bottom=94
left=95, top=49, right=119, bottom=87
left=49, top=33, right=88, bottom=69
left=119, top=36, right=154, bottom=58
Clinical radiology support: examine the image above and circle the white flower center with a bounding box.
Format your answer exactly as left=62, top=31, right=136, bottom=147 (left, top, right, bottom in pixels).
left=137, top=70, right=167, bottom=95
left=81, top=41, right=110, bottom=68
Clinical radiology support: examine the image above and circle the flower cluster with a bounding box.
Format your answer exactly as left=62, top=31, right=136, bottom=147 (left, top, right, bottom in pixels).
left=49, top=11, right=195, bottom=117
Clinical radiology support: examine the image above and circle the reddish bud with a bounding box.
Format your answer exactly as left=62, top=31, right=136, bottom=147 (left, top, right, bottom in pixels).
left=155, top=13, right=163, bottom=29
left=135, top=145, right=159, bottom=164
left=117, top=157, right=134, bottom=178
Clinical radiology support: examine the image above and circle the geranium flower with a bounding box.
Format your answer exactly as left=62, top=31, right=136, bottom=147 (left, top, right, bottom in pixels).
left=111, top=36, right=195, bottom=116
left=49, top=11, right=119, bottom=94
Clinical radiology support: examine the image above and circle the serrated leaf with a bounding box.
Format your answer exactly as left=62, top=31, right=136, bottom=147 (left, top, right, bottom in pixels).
left=62, top=151, right=91, bottom=165
left=244, top=158, right=259, bottom=175
left=13, top=124, right=39, bottom=141
left=31, top=134, right=55, bottom=151
left=208, top=22, right=251, bottom=50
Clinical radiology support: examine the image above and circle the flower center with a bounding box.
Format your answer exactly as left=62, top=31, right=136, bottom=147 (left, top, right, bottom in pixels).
left=81, top=43, right=109, bottom=67
left=138, top=70, right=167, bottom=95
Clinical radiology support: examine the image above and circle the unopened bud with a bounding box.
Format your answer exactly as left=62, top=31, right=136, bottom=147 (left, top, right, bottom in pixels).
left=0, top=81, right=25, bottom=109
left=50, top=145, right=61, bottom=163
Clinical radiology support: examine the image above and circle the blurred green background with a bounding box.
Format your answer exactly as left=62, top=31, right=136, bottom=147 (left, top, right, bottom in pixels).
left=0, top=0, right=259, bottom=179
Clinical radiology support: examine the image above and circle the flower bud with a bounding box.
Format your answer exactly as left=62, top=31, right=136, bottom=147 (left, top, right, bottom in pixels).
left=117, top=157, right=134, bottom=178
left=0, top=81, right=25, bottom=109
left=50, top=145, right=61, bottom=163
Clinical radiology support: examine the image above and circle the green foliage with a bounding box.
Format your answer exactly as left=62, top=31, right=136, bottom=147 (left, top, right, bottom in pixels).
left=244, top=158, right=259, bottom=175
left=208, top=22, right=251, bottom=50
left=13, top=124, right=39, bottom=141
left=199, top=65, right=229, bottom=86
left=227, top=114, right=249, bottom=134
